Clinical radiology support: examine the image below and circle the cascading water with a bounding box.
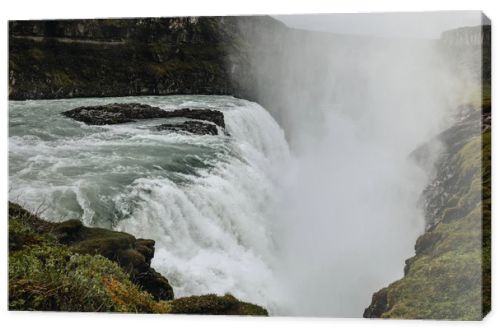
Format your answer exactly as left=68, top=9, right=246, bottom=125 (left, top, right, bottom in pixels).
left=9, top=95, right=290, bottom=312
left=8, top=12, right=484, bottom=319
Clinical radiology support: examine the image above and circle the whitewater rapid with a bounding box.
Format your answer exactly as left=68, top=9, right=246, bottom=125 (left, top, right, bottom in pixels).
left=9, top=95, right=290, bottom=312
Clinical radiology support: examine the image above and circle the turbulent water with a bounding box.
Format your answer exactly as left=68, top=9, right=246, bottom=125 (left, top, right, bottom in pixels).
left=9, top=95, right=290, bottom=311
left=8, top=93, right=440, bottom=317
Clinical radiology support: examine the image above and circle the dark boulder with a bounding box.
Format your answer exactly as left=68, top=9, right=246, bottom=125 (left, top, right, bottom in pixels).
left=157, top=121, right=219, bottom=135
left=363, top=288, right=389, bottom=318
left=62, top=103, right=167, bottom=125
left=62, top=103, right=225, bottom=131
left=166, top=108, right=225, bottom=128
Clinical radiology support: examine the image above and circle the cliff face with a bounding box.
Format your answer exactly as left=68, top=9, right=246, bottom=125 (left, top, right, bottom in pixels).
left=363, top=108, right=490, bottom=320
left=8, top=16, right=285, bottom=100
left=364, top=25, right=491, bottom=320
left=438, top=23, right=491, bottom=84
left=440, top=25, right=491, bottom=47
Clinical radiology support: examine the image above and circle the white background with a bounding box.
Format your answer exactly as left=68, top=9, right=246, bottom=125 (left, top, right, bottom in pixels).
left=0, top=0, right=498, bottom=333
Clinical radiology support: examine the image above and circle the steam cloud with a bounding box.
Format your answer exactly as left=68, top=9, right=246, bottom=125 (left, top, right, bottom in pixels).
left=232, top=14, right=481, bottom=316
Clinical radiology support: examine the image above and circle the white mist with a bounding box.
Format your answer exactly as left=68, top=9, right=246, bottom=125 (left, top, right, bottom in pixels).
left=233, top=14, right=480, bottom=316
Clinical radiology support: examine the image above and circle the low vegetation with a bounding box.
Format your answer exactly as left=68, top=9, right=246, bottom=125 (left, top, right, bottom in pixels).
left=8, top=203, right=268, bottom=315
left=364, top=111, right=490, bottom=320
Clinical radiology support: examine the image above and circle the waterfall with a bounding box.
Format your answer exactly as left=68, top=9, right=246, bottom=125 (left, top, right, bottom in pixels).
left=9, top=95, right=290, bottom=312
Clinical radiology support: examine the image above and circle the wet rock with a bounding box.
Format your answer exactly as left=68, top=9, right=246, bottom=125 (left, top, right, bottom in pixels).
left=62, top=103, right=167, bottom=125
left=62, top=103, right=225, bottom=130
left=165, top=108, right=225, bottom=128
left=8, top=17, right=286, bottom=101
left=9, top=201, right=269, bottom=315
left=157, top=120, right=219, bottom=135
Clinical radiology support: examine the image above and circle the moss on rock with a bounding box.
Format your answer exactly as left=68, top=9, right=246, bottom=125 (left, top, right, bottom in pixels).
left=364, top=122, right=490, bottom=320
left=8, top=202, right=268, bottom=316
left=168, top=294, right=268, bottom=316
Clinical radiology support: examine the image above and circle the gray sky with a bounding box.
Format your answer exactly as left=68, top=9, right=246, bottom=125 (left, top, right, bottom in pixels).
left=274, top=11, right=485, bottom=39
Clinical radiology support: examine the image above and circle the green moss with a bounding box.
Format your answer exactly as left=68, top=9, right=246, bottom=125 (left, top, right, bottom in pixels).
left=481, top=82, right=491, bottom=111
left=8, top=203, right=268, bottom=315
left=8, top=207, right=168, bottom=313
left=9, top=240, right=166, bottom=312
left=167, top=294, right=268, bottom=316
left=366, top=125, right=490, bottom=320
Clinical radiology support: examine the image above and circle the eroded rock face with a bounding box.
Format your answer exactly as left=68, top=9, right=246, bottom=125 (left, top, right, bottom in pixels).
left=363, top=104, right=490, bottom=320
left=8, top=17, right=286, bottom=101
left=8, top=202, right=174, bottom=301
left=62, top=103, right=225, bottom=135
left=363, top=288, right=389, bottom=318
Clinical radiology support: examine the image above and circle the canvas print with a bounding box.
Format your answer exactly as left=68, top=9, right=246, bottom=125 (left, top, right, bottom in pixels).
left=8, top=12, right=491, bottom=319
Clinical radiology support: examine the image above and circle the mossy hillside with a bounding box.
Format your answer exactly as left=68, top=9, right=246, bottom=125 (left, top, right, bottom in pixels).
left=363, top=127, right=490, bottom=320
left=8, top=16, right=289, bottom=101
left=9, top=202, right=175, bottom=301
left=374, top=207, right=483, bottom=320
left=9, top=212, right=169, bottom=312
left=10, top=245, right=171, bottom=312
left=8, top=203, right=268, bottom=315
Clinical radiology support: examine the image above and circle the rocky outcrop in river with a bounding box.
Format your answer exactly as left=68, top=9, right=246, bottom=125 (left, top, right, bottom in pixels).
left=157, top=121, right=219, bottom=136
left=62, top=103, right=225, bottom=135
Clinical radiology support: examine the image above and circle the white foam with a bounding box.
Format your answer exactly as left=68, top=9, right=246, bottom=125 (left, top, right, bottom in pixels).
left=9, top=95, right=290, bottom=312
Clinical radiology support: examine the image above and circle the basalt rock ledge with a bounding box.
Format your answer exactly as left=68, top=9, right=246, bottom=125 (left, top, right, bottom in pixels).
left=62, top=103, right=225, bottom=135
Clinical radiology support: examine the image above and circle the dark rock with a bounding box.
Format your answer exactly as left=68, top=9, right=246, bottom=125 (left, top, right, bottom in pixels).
left=62, top=103, right=225, bottom=132
left=8, top=17, right=235, bottom=100
left=403, top=258, right=415, bottom=276
left=363, top=100, right=490, bottom=319
left=157, top=121, right=219, bottom=135
left=363, top=288, right=389, bottom=318
left=164, top=109, right=225, bottom=128
left=62, top=103, right=167, bottom=125
left=131, top=268, right=174, bottom=302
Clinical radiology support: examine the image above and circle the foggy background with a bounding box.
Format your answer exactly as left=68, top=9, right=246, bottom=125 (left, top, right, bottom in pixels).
left=232, top=12, right=482, bottom=316
left=275, top=11, right=483, bottom=38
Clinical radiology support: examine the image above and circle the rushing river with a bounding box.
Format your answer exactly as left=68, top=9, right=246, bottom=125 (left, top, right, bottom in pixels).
left=9, top=92, right=434, bottom=317
left=9, top=95, right=290, bottom=312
